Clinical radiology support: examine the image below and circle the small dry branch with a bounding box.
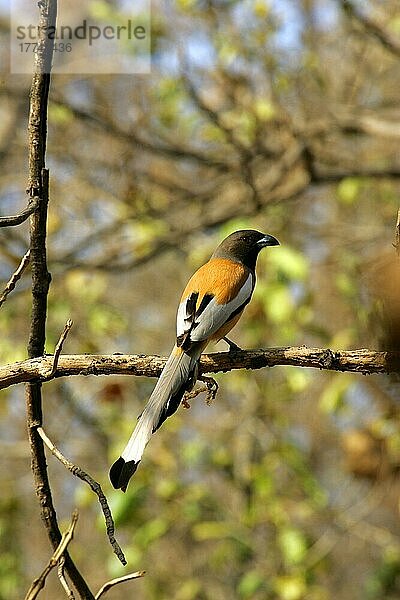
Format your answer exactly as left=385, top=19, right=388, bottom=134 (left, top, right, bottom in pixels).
left=0, top=250, right=31, bottom=308
left=37, top=427, right=127, bottom=566
left=44, top=319, right=73, bottom=379
left=25, top=510, right=78, bottom=600
left=95, top=571, right=146, bottom=600
left=58, top=557, right=76, bottom=600
left=394, top=208, right=400, bottom=257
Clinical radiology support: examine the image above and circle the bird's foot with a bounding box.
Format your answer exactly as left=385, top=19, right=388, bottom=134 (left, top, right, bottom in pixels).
left=198, top=375, right=219, bottom=406
left=182, top=396, right=191, bottom=409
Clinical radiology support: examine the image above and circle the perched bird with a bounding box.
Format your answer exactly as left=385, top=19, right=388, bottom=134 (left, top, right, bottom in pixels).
left=110, top=229, right=279, bottom=491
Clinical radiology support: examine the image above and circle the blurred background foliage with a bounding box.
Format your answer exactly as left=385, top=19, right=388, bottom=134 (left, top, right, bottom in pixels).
left=1, top=0, right=400, bottom=598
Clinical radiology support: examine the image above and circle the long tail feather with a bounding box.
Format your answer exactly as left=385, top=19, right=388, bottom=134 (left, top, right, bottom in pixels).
left=109, top=345, right=202, bottom=491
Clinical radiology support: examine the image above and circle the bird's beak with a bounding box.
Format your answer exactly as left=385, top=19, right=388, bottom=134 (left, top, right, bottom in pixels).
left=257, top=234, right=280, bottom=247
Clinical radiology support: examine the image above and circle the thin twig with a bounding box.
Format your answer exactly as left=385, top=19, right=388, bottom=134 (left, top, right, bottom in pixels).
left=0, top=197, right=40, bottom=227
left=0, top=250, right=30, bottom=308
left=394, top=208, right=400, bottom=257
left=95, top=572, right=146, bottom=600
left=58, top=557, right=76, bottom=600
left=37, top=426, right=127, bottom=566
left=25, top=511, right=79, bottom=600
left=44, top=319, right=73, bottom=378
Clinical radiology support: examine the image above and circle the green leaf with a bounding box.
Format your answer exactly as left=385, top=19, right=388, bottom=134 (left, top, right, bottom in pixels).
left=49, top=103, right=73, bottom=124
left=135, top=517, right=169, bottom=547
left=238, top=570, right=265, bottom=598
left=175, top=579, right=202, bottom=600
left=278, top=528, right=308, bottom=565
left=319, top=375, right=352, bottom=413
left=267, top=246, right=309, bottom=281
left=264, top=285, right=293, bottom=323
left=274, top=575, right=307, bottom=600
left=192, top=521, right=232, bottom=540
left=89, top=0, right=115, bottom=20
left=336, top=272, right=356, bottom=298
left=287, top=368, right=309, bottom=393
left=337, top=177, right=361, bottom=204
left=254, top=99, right=276, bottom=121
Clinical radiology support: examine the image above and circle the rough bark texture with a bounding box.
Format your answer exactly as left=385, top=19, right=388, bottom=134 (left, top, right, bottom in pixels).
left=24, top=1, right=95, bottom=597
left=1, top=347, right=397, bottom=391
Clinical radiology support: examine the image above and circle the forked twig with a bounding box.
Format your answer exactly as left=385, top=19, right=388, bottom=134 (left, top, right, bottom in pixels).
left=25, top=511, right=78, bottom=600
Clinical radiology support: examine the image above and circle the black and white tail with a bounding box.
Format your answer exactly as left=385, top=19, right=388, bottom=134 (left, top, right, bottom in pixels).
left=109, top=345, right=201, bottom=491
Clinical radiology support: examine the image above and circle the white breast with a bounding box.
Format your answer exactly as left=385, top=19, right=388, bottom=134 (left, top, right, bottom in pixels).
left=176, top=273, right=254, bottom=343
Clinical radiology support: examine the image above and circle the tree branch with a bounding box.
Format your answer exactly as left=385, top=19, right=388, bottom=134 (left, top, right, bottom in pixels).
left=25, top=511, right=79, bottom=600
left=394, top=208, right=400, bottom=257
left=37, top=426, right=127, bottom=566
left=1, top=347, right=398, bottom=391
left=0, top=197, right=40, bottom=227
left=24, top=1, right=94, bottom=598
left=0, top=249, right=30, bottom=308
left=95, top=572, right=145, bottom=600
left=43, top=319, right=73, bottom=379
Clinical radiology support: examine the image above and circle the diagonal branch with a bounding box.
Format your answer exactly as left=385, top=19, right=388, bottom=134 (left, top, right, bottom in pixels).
left=0, top=249, right=30, bottom=308
left=25, top=511, right=79, bottom=600
left=37, top=426, right=127, bottom=566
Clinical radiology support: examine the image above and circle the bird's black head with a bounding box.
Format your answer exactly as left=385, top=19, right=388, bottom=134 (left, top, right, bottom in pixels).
left=212, top=229, right=280, bottom=270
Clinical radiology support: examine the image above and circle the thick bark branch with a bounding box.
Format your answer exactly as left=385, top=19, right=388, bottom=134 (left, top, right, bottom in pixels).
left=24, top=1, right=94, bottom=598
left=1, top=347, right=398, bottom=391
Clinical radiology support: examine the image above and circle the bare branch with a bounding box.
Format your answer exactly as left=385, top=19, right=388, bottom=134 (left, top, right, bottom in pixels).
left=51, top=97, right=232, bottom=171
left=37, top=426, right=127, bottom=566
left=1, top=346, right=399, bottom=392
left=0, top=197, right=40, bottom=227
left=58, top=557, right=76, bottom=600
left=337, top=113, right=400, bottom=139
left=95, top=572, right=146, bottom=600
left=0, top=250, right=30, bottom=308
left=394, top=208, right=400, bottom=257
left=25, top=511, right=79, bottom=600
left=43, top=319, right=73, bottom=379
left=24, top=1, right=94, bottom=597
left=312, top=167, right=400, bottom=183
